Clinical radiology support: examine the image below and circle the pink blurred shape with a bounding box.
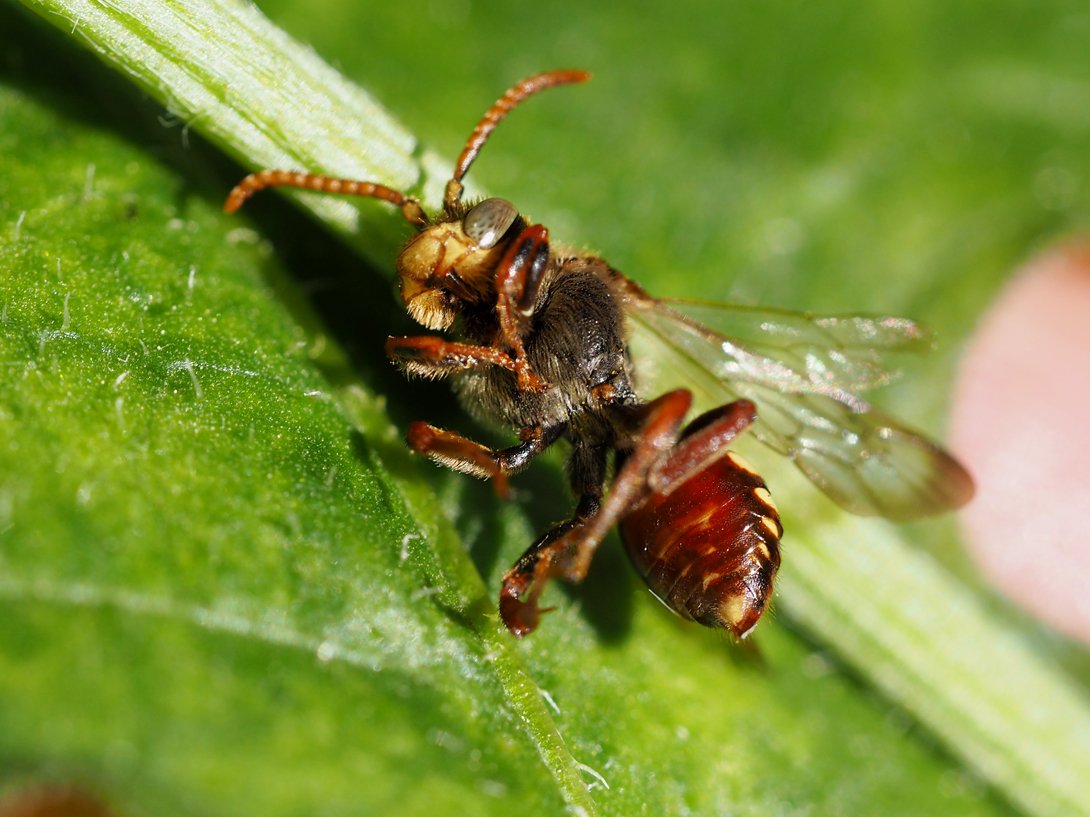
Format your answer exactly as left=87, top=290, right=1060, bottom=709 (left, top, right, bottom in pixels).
left=952, top=242, right=1090, bottom=644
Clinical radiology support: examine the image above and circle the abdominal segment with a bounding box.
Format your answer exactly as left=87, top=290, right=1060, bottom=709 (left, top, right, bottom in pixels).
left=619, top=453, right=782, bottom=638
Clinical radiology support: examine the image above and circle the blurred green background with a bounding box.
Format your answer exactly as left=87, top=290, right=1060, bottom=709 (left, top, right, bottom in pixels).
left=2, top=1, right=1088, bottom=816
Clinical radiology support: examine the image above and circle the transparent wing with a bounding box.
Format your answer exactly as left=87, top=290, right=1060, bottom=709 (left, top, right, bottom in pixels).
left=625, top=295, right=974, bottom=520
left=657, top=298, right=936, bottom=394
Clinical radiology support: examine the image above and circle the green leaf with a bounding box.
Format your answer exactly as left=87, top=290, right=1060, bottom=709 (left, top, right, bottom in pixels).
left=3, top=2, right=1089, bottom=816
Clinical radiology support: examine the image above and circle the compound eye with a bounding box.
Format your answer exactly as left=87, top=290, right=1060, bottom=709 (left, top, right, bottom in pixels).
left=463, top=198, right=519, bottom=248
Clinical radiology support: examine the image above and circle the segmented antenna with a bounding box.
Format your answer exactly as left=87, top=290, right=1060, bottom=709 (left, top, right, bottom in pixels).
left=224, top=170, right=426, bottom=226
left=223, top=69, right=591, bottom=226
left=444, top=69, right=592, bottom=210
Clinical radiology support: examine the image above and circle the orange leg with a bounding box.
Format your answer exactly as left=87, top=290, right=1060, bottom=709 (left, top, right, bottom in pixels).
left=648, top=399, right=758, bottom=498
left=491, top=224, right=552, bottom=393
left=406, top=422, right=564, bottom=498
left=499, top=389, right=693, bottom=636
left=386, top=335, right=521, bottom=379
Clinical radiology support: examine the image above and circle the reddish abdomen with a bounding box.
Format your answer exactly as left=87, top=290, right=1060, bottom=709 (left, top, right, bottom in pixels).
left=619, top=452, right=782, bottom=638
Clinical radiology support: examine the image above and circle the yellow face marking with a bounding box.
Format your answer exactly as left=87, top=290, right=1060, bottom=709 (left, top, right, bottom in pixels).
left=754, top=486, right=779, bottom=515
left=760, top=515, right=782, bottom=538
left=726, top=451, right=760, bottom=478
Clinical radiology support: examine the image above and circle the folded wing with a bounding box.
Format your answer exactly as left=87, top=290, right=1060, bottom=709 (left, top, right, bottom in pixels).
left=626, top=297, right=974, bottom=520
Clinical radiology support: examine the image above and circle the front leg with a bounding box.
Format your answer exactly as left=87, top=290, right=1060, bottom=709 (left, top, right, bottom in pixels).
left=407, top=421, right=564, bottom=498
left=492, top=224, right=551, bottom=393
left=387, top=335, right=523, bottom=380
left=387, top=224, right=553, bottom=392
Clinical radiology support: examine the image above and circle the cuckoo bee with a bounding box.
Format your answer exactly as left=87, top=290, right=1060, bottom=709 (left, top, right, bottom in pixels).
left=226, top=71, right=974, bottom=638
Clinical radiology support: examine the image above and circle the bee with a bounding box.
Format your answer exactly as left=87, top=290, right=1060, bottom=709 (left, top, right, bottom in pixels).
left=225, top=70, right=974, bottom=638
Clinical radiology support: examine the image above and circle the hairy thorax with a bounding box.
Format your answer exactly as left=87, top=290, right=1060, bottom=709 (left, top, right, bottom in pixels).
left=455, top=257, right=637, bottom=438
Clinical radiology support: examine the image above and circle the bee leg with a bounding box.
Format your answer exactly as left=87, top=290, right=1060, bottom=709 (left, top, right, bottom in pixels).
left=499, top=493, right=602, bottom=637
left=406, top=421, right=564, bottom=498
left=647, top=399, right=758, bottom=497
left=386, top=335, right=524, bottom=380
left=498, top=390, right=693, bottom=636
left=492, top=224, right=551, bottom=393
left=386, top=224, right=552, bottom=393
left=499, top=444, right=607, bottom=635
left=554, top=389, right=694, bottom=584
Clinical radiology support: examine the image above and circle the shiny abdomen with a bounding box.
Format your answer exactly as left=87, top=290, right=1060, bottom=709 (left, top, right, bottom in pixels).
left=619, top=451, right=782, bottom=638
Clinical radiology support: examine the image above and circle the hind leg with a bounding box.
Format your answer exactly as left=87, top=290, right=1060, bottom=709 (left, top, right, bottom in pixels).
left=498, top=389, right=693, bottom=636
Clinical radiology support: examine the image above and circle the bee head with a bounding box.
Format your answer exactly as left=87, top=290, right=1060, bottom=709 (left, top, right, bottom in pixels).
left=396, top=197, right=523, bottom=330
left=225, top=72, right=588, bottom=334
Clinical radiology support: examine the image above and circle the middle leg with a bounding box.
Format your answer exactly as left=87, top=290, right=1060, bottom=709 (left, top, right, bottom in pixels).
left=407, top=421, right=565, bottom=497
